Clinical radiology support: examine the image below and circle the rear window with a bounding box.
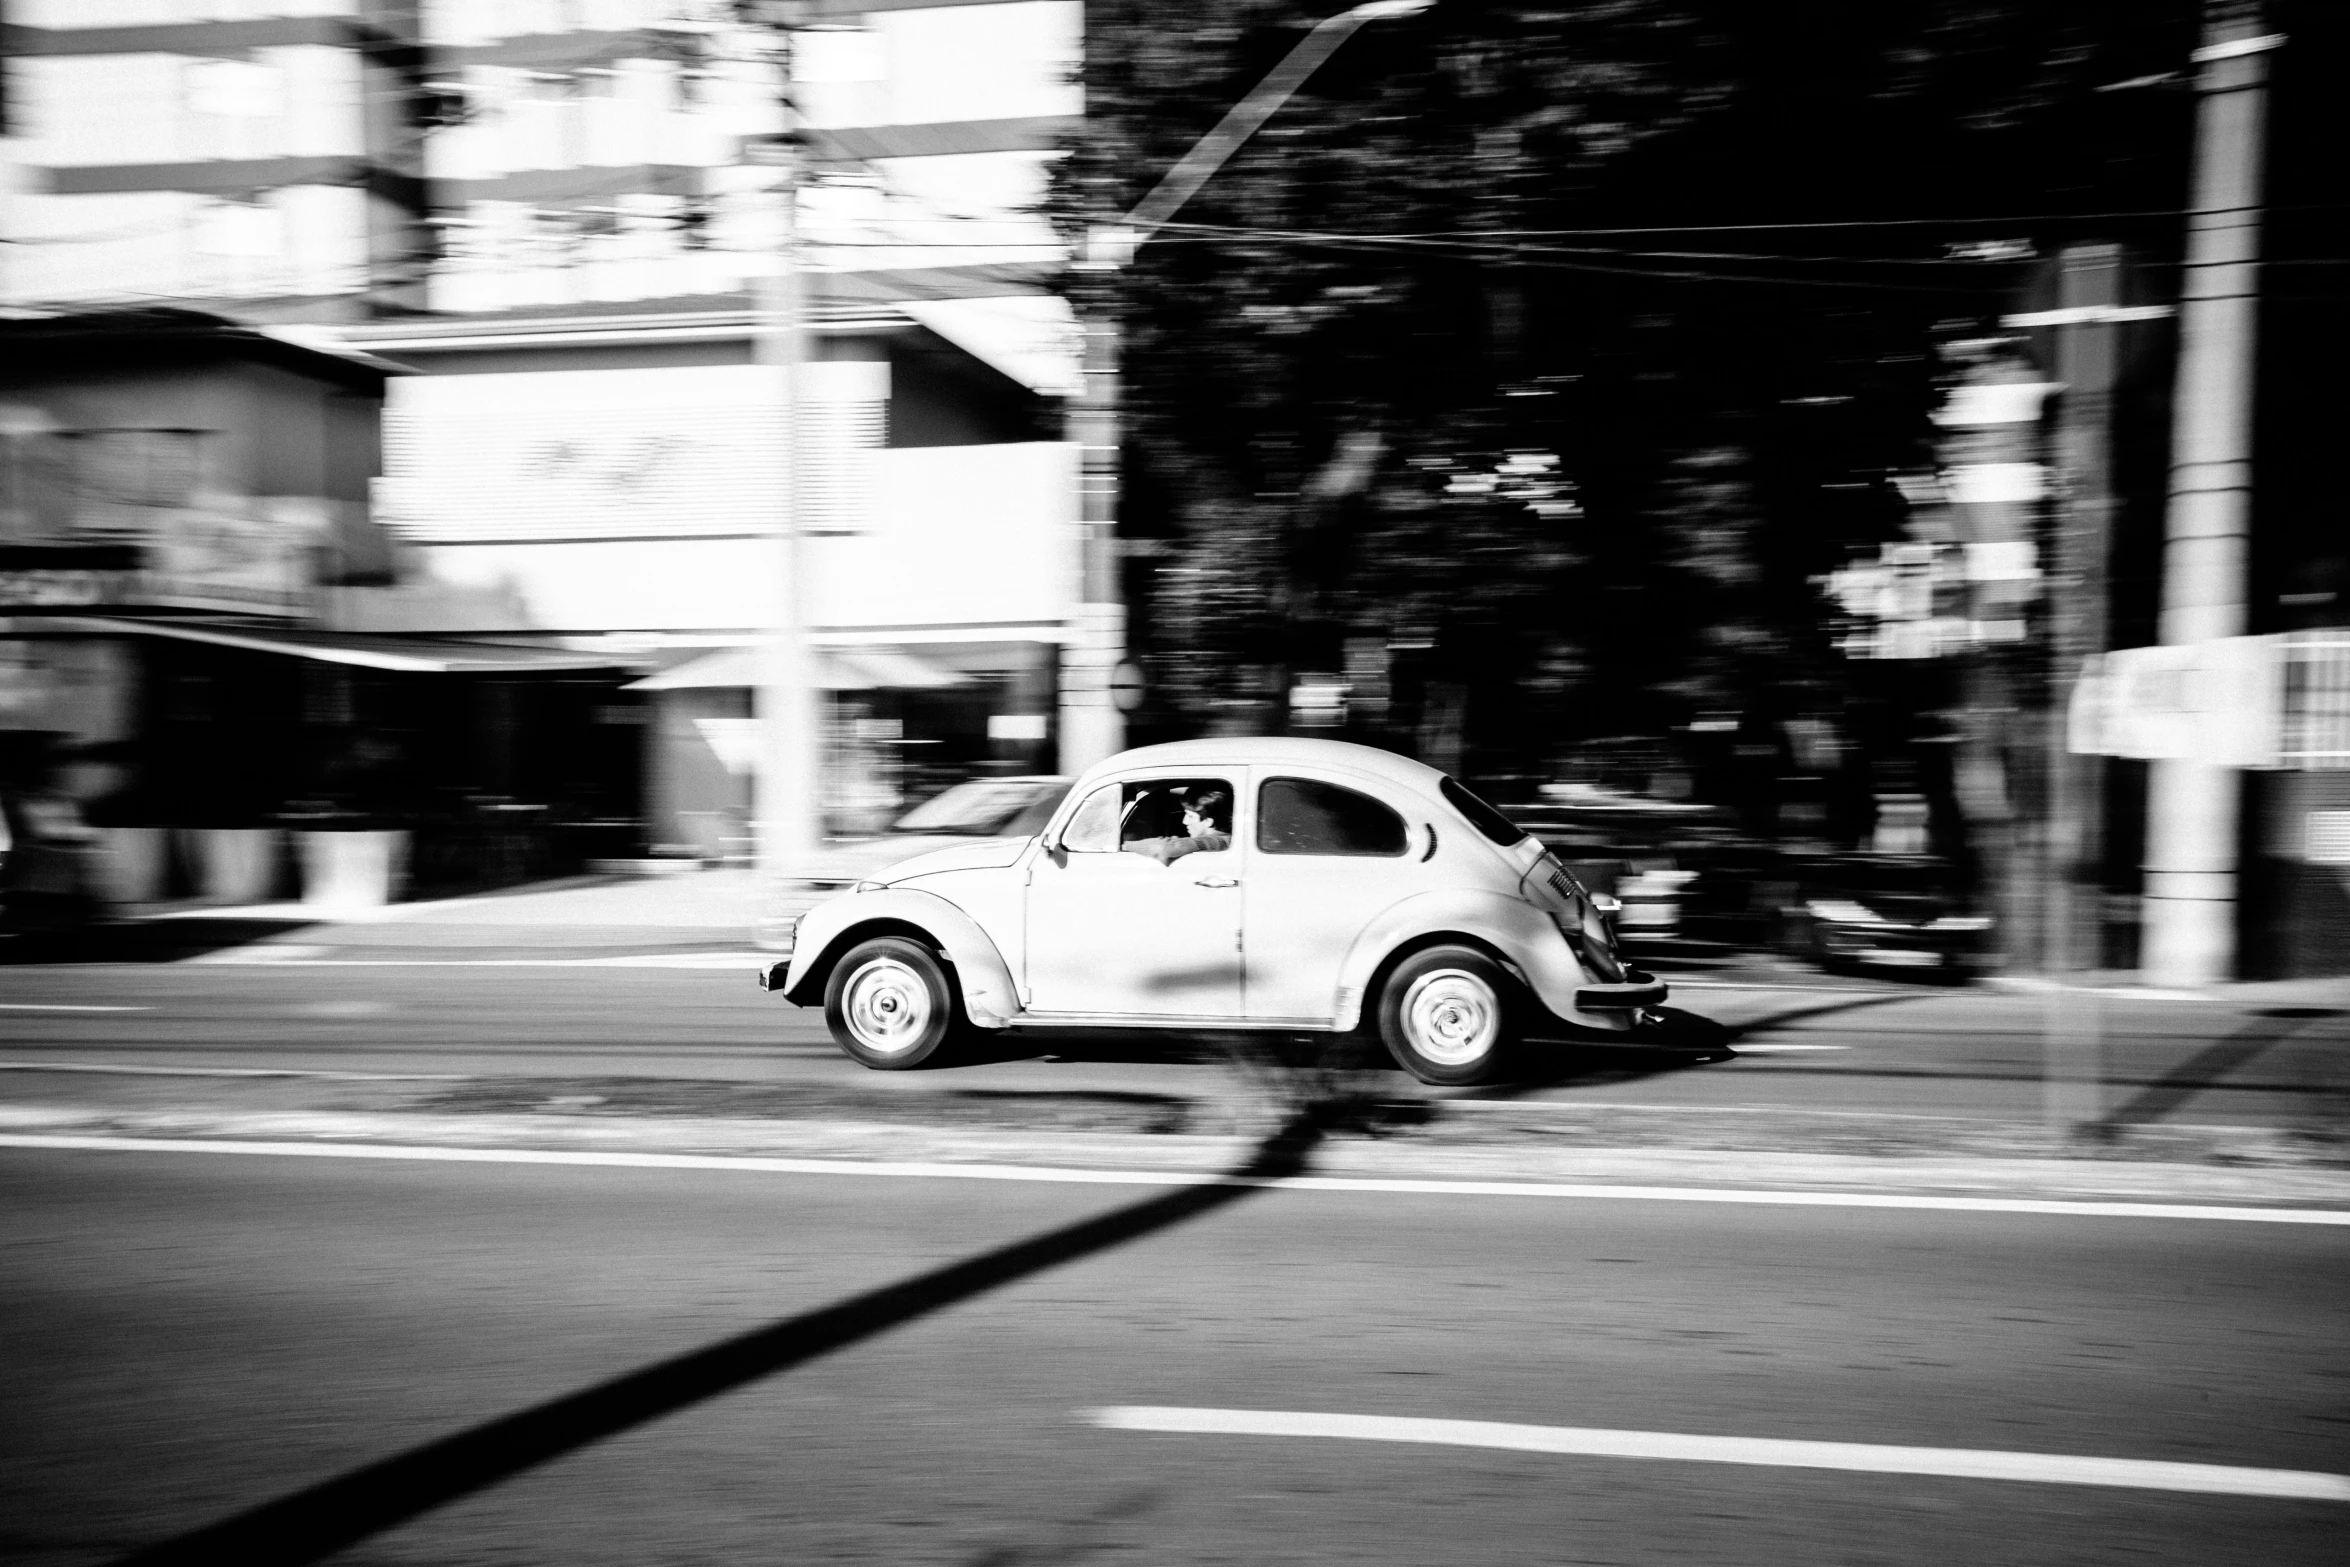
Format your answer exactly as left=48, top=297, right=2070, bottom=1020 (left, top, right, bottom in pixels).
left=1441, top=777, right=1529, bottom=847
left=1258, top=777, right=1407, bottom=857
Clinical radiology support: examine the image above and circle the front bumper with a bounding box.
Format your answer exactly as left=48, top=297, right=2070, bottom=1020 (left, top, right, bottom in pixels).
left=1574, top=968, right=1669, bottom=1011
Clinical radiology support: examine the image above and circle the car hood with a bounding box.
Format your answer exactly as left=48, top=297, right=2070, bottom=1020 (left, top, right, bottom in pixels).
left=793, top=834, right=1018, bottom=882
left=873, top=836, right=1035, bottom=883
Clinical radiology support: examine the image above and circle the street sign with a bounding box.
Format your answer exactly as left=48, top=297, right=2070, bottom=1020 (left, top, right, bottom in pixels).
left=2069, top=637, right=2282, bottom=766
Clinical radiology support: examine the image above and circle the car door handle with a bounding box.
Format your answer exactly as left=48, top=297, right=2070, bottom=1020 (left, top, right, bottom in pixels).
left=1192, top=876, right=1240, bottom=888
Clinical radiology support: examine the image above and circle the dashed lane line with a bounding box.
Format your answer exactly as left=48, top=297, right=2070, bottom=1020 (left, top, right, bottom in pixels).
left=1090, top=1407, right=2350, bottom=1502
left=0, top=1134, right=2342, bottom=1223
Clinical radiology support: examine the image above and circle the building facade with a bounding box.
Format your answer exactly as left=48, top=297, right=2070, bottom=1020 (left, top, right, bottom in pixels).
left=4, top=0, right=1085, bottom=863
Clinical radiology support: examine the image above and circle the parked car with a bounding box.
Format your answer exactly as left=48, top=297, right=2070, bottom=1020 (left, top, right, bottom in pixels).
left=1508, top=786, right=1734, bottom=950
left=1786, top=854, right=1990, bottom=978
left=775, top=775, right=1071, bottom=916
left=761, top=738, right=1723, bottom=1084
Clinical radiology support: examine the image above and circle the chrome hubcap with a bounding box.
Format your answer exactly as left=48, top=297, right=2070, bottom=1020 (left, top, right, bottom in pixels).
left=1401, top=968, right=1500, bottom=1066
left=843, top=957, right=932, bottom=1055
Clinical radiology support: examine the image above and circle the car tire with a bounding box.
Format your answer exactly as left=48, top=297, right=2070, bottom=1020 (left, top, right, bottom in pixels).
left=1376, top=944, right=1519, bottom=1087
left=824, top=936, right=963, bottom=1070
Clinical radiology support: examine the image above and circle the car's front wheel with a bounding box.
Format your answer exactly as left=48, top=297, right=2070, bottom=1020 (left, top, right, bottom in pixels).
left=1376, top=945, right=1517, bottom=1086
left=824, top=936, right=962, bottom=1070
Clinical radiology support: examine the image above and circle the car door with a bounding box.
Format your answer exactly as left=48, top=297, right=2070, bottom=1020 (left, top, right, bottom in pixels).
left=1243, top=769, right=1419, bottom=1024
left=1021, top=772, right=1245, bottom=1018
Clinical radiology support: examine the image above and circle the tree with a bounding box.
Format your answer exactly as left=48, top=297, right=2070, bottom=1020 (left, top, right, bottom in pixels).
left=1057, top=0, right=2201, bottom=811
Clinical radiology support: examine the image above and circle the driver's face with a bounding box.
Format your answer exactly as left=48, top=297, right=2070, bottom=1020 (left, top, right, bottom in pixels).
left=1181, top=806, right=1207, bottom=835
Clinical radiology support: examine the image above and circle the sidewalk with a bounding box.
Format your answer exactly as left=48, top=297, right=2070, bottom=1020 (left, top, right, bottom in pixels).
left=1982, top=967, right=2350, bottom=1010
left=87, top=868, right=765, bottom=963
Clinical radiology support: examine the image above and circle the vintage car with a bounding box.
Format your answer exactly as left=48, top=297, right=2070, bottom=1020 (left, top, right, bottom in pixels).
left=759, top=738, right=1703, bottom=1084
left=1786, top=852, right=1991, bottom=979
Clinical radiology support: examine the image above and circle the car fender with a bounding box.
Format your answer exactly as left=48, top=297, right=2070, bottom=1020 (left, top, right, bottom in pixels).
left=1332, top=888, right=1629, bottom=1034
left=779, top=887, right=1021, bottom=1027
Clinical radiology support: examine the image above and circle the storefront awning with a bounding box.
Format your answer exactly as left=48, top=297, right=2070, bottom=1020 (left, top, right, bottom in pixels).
left=625, top=646, right=966, bottom=692
left=13, top=617, right=631, bottom=675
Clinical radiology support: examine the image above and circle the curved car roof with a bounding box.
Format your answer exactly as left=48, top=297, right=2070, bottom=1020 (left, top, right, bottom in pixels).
left=1082, top=737, right=1447, bottom=792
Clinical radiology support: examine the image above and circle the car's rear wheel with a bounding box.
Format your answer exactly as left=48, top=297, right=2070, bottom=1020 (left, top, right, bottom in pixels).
left=824, top=936, right=961, bottom=1070
left=1377, top=945, right=1517, bottom=1086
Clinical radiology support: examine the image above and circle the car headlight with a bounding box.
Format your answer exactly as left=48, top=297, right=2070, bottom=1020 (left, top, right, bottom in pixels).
left=1929, top=914, right=1991, bottom=931
left=1806, top=899, right=1879, bottom=924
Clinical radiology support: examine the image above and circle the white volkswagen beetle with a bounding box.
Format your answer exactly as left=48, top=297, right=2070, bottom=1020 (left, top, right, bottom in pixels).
left=759, top=738, right=1688, bottom=1085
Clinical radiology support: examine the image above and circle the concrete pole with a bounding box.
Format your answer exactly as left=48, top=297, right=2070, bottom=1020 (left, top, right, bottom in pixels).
left=2141, top=1, right=2279, bottom=984
left=752, top=57, right=823, bottom=950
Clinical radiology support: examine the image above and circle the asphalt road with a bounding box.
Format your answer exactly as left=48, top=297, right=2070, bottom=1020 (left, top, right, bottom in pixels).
left=4, top=1140, right=2343, bottom=1566
left=1, top=959, right=2344, bottom=1127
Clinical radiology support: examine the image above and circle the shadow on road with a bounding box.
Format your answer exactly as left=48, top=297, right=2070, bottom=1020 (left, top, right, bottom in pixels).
left=114, top=1107, right=1335, bottom=1567
left=2095, top=1006, right=2346, bottom=1135
left=1456, top=990, right=1926, bottom=1103
left=0, top=917, right=321, bottom=966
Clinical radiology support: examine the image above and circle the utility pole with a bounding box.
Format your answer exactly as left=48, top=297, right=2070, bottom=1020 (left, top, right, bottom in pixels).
left=2141, top=0, right=2281, bottom=984
left=1058, top=0, right=1431, bottom=774
left=2040, top=242, right=2126, bottom=1132
left=746, top=6, right=823, bottom=949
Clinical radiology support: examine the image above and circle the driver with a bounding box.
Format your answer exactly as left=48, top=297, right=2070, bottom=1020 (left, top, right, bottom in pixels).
left=1122, top=787, right=1231, bottom=865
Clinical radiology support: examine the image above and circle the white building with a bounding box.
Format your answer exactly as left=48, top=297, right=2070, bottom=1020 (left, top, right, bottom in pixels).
left=3, top=0, right=1086, bottom=858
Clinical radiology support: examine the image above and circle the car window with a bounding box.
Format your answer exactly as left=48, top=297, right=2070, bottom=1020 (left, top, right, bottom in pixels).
left=1058, top=784, right=1122, bottom=852
left=1440, top=776, right=1529, bottom=847
left=1258, top=776, right=1407, bottom=857
left=1114, top=777, right=1234, bottom=864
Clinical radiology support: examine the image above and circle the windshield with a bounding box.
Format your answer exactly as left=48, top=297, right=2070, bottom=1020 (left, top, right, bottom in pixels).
left=889, top=780, right=1061, bottom=836
left=1441, top=776, right=1530, bottom=847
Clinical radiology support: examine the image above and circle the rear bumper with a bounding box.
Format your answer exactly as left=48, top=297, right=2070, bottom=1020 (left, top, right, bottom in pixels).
left=1573, top=969, right=1668, bottom=1011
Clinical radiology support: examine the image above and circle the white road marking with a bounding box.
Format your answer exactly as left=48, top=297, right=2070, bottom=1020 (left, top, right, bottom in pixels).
left=184, top=946, right=328, bottom=964
left=0, top=1134, right=2341, bottom=1224
left=1440, top=1099, right=1953, bottom=1118
left=0, top=1062, right=466, bottom=1080
left=1671, top=982, right=1912, bottom=995
left=0, top=1003, right=151, bottom=1012
left=179, top=953, right=762, bottom=969
left=1714, top=1043, right=1847, bottom=1053
left=1090, top=1407, right=2350, bottom=1502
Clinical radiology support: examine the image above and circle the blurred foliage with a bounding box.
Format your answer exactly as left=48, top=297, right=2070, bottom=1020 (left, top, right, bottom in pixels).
left=1055, top=0, right=2206, bottom=778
